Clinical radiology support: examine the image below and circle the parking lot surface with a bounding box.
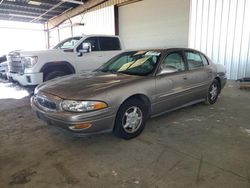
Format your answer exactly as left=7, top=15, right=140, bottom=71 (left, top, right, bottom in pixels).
left=0, top=80, right=250, bottom=188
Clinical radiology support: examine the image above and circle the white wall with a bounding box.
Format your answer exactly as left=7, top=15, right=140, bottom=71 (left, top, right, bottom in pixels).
left=0, top=21, right=45, bottom=55
left=49, top=29, right=60, bottom=48
left=119, top=0, right=190, bottom=49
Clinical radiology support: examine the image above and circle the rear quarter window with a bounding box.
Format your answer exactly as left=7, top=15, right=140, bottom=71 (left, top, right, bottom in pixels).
left=200, top=54, right=209, bottom=65
left=185, top=51, right=204, bottom=70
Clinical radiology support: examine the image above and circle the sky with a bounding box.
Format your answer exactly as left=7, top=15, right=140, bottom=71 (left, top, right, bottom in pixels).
left=0, top=20, right=46, bottom=56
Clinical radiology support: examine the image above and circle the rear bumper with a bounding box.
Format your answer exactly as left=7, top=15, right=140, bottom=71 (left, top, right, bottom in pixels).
left=7, top=72, right=43, bottom=86
left=31, top=96, right=116, bottom=137
left=221, top=76, right=227, bottom=90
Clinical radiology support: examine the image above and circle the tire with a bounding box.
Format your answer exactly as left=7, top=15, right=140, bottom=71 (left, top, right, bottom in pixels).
left=113, top=98, right=148, bottom=139
left=44, top=71, right=65, bottom=81
left=204, top=79, right=220, bottom=105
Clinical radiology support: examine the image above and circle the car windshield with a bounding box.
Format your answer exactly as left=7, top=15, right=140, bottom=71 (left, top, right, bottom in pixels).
left=97, top=51, right=161, bottom=76
left=54, top=37, right=81, bottom=49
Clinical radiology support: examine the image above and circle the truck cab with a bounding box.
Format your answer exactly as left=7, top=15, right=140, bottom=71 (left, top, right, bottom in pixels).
left=7, top=35, right=123, bottom=86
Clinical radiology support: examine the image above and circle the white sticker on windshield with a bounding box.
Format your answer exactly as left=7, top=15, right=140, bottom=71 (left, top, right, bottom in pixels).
left=145, top=51, right=161, bottom=56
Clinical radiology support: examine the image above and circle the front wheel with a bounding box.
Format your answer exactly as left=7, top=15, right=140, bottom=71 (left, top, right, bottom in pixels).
left=205, top=79, right=220, bottom=105
left=113, top=98, right=147, bottom=139
left=44, top=71, right=66, bottom=81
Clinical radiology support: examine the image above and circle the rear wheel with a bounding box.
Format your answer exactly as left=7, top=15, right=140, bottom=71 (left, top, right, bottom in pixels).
left=205, top=79, right=220, bottom=105
left=113, top=98, right=147, bottom=139
left=44, top=71, right=66, bottom=81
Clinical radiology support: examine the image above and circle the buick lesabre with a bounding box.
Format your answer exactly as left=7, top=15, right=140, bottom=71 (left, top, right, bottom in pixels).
left=31, top=48, right=227, bottom=139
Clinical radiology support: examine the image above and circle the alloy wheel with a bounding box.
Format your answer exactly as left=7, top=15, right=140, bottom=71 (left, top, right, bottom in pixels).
left=122, top=106, right=143, bottom=133
left=210, top=84, right=218, bottom=101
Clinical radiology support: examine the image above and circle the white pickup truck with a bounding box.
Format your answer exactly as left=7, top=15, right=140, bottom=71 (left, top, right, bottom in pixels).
left=0, top=62, right=8, bottom=78
left=7, top=35, right=123, bottom=86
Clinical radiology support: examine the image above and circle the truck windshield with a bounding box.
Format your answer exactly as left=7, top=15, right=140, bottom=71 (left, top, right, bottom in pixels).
left=54, top=37, right=81, bottom=50
left=97, top=51, right=161, bottom=76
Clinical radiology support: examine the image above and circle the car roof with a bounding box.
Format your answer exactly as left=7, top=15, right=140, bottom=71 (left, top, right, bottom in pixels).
left=81, top=34, right=120, bottom=38
left=124, top=48, right=202, bottom=53
left=64, top=35, right=120, bottom=39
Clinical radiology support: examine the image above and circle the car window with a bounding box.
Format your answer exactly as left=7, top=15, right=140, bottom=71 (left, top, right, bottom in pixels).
left=200, top=54, right=209, bottom=65
left=105, top=55, right=134, bottom=71
left=98, top=51, right=160, bottom=76
left=161, top=53, right=185, bottom=72
left=77, top=37, right=99, bottom=52
left=54, top=37, right=81, bottom=49
left=185, top=51, right=204, bottom=70
left=99, top=37, right=121, bottom=51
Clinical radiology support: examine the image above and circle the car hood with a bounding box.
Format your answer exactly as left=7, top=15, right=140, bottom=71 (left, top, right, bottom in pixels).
left=8, top=49, right=66, bottom=57
left=37, top=72, right=142, bottom=100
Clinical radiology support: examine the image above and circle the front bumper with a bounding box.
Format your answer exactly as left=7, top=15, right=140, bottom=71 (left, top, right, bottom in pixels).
left=31, top=96, right=116, bottom=137
left=0, top=71, right=7, bottom=78
left=7, top=72, right=43, bottom=86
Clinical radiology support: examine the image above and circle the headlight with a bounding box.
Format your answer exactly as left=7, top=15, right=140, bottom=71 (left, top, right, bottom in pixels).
left=21, top=56, right=38, bottom=68
left=34, top=86, right=40, bottom=95
left=61, top=100, right=108, bottom=112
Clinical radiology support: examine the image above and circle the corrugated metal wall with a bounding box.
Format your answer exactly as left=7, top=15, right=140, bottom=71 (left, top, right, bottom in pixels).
left=48, top=0, right=139, bottom=48
left=48, top=6, right=115, bottom=48
left=189, top=0, right=250, bottom=80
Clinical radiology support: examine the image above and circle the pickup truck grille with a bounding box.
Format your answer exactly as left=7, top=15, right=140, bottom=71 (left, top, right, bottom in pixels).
left=7, top=53, right=24, bottom=74
left=36, top=95, right=57, bottom=111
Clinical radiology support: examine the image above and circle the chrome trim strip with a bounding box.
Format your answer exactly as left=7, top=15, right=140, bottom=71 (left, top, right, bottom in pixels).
left=158, top=82, right=209, bottom=99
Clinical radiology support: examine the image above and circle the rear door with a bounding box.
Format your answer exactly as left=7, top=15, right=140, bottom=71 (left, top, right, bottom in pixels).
left=153, top=50, right=190, bottom=115
left=182, top=50, right=212, bottom=101
left=99, top=37, right=122, bottom=62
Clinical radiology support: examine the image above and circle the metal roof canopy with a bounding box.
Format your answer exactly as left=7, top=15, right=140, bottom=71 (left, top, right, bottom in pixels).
left=0, top=0, right=86, bottom=23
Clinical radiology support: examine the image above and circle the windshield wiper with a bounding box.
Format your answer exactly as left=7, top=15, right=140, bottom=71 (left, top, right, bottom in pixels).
left=117, top=71, right=137, bottom=76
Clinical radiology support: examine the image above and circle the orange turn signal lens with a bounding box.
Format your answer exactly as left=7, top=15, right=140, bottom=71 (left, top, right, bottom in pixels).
left=93, top=102, right=108, bottom=110
left=69, top=123, right=92, bottom=130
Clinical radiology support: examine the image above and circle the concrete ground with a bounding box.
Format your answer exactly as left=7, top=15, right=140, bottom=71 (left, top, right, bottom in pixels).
left=0, top=79, right=250, bottom=188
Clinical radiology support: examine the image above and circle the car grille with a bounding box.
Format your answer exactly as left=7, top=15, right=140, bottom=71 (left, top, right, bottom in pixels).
left=36, top=95, right=57, bottom=110
left=7, top=54, right=24, bottom=74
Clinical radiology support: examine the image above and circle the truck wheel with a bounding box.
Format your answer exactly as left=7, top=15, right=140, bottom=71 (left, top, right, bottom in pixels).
left=44, top=71, right=65, bottom=81
left=113, top=98, right=147, bottom=139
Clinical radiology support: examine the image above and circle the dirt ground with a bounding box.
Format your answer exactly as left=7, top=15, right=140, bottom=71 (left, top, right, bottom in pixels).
left=0, top=79, right=250, bottom=188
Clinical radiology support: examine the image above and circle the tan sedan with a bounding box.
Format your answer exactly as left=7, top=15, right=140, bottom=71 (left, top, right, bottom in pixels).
left=31, top=48, right=227, bottom=139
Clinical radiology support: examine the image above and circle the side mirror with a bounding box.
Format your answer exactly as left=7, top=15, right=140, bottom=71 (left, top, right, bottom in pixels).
left=158, top=66, right=178, bottom=75
left=77, top=42, right=91, bottom=57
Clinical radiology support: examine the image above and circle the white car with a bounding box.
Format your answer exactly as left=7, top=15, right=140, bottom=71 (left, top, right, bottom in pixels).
left=0, top=61, right=8, bottom=78
left=7, top=35, right=123, bottom=86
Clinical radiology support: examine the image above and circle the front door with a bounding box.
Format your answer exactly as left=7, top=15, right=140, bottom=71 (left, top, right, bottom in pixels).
left=153, top=51, right=189, bottom=115
left=75, top=37, right=104, bottom=74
